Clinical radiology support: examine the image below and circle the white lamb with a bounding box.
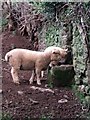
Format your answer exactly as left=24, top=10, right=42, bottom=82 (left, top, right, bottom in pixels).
left=5, top=48, right=62, bottom=85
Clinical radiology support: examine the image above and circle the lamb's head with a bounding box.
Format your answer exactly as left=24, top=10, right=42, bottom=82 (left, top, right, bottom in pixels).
left=51, top=49, right=62, bottom=62
left=50, top=48, right=68, bottom=67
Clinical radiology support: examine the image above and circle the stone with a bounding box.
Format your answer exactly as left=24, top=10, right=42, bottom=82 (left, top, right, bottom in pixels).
left=58, top=99, right=68, bottom=103
left=18, top=91, right=23, bottom=95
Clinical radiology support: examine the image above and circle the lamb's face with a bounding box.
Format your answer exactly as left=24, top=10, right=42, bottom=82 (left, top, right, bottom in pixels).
left=51, top=49, right=62, bottom=62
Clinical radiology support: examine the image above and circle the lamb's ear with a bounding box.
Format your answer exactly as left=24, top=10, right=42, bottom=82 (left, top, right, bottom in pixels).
left=52, top=50, right=56, bottom=54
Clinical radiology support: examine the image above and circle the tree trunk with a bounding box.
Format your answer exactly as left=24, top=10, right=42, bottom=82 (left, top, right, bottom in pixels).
left=61, top=21, right=73, bottom=64
left=76, top=17, right=90, bottom=81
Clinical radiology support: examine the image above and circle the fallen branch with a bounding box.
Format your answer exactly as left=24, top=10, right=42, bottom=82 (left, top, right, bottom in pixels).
left=30, top=86, right=54, bottom=94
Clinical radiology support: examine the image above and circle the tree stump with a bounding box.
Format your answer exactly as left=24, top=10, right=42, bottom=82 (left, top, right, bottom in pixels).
left=48, top=65, right=75, bottom=87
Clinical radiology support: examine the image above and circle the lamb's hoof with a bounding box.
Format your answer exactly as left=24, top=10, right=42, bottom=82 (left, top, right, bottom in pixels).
left=29, top=81, right=33, bottom=85
left=14, top=81, right=20, bottom=85
left=37, top=82, right=41, bottom=86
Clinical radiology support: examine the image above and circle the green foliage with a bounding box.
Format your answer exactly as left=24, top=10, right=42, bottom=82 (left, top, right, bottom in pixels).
left=0, top=18, right=8, bottom=28
left=40, top=115, right=50, bottom=120
left=24, top=116, right=31, bottom=120
left=0, top=114, right=2, bottom=120
left=72, top=85, right=85, bottom=103
left=43, top=2, right=56, bottom=19
left=72, top=85, right=90, bottom=119
left=1, top=114, right=12, bottom=120
left=73, top=25, right=86, bottom=75
left=30, top=2, right=45, bottom=14
left=45, top=26, right=62, bottom=47
left=41, top=2, right=67, bottom=21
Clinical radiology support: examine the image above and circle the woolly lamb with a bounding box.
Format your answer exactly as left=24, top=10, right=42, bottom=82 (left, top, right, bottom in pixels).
left=5, top=48, right=61, bottom=85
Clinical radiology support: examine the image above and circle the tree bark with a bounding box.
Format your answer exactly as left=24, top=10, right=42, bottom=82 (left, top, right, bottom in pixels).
left=61, top=21, right=73, bottom=64
left=76, top=17, right=90, bottom=80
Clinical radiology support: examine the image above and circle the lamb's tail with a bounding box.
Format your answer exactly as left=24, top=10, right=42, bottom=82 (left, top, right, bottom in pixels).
left=5, top=52, right=12, bottom=62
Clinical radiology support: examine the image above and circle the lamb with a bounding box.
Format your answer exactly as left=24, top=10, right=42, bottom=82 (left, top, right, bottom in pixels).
left=5, top=48, right=62, bottom=85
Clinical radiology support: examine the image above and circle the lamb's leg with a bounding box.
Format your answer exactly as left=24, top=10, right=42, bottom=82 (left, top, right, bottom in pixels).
left=29, top=70, right=35, bottom=84
left=36, top=69, right=41, bottom=85
left=11, top=67, right=20, bottom=84
left=41, top=71, right=44, bottom=78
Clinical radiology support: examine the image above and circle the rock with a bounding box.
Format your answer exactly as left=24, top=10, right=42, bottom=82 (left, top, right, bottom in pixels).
left=58, top=99, right=68, bottom=103
left=63, top=95, right=68, bottom=98
left=45, top=106, right=48, bottom=109
left=18, top=91, right=23, bottom=95
left=9, top=101, right=13, bottom=104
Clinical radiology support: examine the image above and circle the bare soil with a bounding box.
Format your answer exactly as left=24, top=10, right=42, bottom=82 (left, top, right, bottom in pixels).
left=2, top=31, right=85, bottom=120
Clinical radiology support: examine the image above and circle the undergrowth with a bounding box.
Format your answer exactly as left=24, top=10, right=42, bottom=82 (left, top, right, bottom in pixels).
left=72, top=84, right=90, bottom=119
left=1, top=114, right=12, bottom=120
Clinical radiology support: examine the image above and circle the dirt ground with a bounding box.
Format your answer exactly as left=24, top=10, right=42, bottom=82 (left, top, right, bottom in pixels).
left=2, top=31, right=86, bottom=120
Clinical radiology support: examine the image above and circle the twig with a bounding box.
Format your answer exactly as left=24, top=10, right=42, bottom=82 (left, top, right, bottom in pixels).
left=29, top=98, right=39, bottom=104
